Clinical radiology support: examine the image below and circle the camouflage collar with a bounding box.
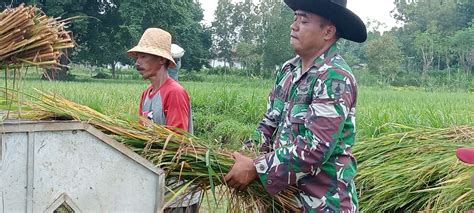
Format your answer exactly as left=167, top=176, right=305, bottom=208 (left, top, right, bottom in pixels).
left=288, top=42, right=339, bottom=71
left=313, top=42, right=339, bottom=69
left=287, top=42, right=339, bottom=83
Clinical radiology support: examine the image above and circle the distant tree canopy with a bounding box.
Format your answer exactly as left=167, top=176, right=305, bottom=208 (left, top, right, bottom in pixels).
left=1, top=0, right=473, bottom=83
left=211, top=0, right=294, bottom=76
left=390, top=0, right=473, bottom=75
left=211, top=0, right=474, bottom=82
left=0, top=0, right=212, bottom=77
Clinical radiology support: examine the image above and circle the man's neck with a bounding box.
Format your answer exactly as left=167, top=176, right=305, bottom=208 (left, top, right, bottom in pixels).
left=149, top=68, right=169, bottom=91
left=299, top=42, right=335, bottom=73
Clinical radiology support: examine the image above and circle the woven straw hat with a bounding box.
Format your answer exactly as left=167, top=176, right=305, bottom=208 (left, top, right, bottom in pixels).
left=127, top=28, right=176, bottom=68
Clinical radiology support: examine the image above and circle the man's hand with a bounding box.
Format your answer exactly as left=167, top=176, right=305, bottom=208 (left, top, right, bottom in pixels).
left=224, top=152, right=258, bottom=191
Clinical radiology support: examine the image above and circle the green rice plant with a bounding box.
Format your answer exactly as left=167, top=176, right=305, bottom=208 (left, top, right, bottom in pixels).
left=355, top=124, right=474, bottom=212
left=209, top=120, right=253, bottom=149
left=357, top=87, right=474, bottom=137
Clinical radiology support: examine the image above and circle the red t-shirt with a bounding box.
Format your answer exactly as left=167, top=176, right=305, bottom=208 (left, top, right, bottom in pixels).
left=139, top=78, right=192, bottom=132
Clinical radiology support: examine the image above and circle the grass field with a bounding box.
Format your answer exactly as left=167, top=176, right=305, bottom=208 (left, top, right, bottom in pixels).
left=3, top=75, right=474, bottom=148
left=2, top=73, right=474, bottom=211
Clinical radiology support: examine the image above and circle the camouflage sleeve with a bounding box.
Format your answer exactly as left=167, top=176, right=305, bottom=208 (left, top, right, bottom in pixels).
left=253, top=68, right=357, bottom=195
left=253, top=64, right=289, bottom=153
left=253, top=80, right=279, bottom=153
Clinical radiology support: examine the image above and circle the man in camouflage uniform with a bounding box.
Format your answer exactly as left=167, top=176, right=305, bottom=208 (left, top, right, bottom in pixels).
left=225, top=0, right=367, bottom=212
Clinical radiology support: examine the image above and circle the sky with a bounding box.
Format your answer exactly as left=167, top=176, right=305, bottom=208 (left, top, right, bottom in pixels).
left=198, top=0, right=402, bottom=31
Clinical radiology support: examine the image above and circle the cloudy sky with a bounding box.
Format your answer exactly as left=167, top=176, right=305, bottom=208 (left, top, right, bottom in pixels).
left=197, top=0, right=401, bottom=31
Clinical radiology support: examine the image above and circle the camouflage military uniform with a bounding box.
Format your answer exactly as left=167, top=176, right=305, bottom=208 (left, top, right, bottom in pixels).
left=253, top=43, right=358, bottom=212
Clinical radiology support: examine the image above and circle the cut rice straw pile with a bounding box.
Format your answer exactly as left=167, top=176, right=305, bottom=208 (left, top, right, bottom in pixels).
left=1, top=88, right=300, bottom=212
left=355, top=124, right=474, bottom=212
left=0, top=4, right=74, bottom=69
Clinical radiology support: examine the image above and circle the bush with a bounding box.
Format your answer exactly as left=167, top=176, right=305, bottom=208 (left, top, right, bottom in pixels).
left=92, top=72, right=111, bottom=79
left=209, top=120, right=253, bottom=149
left=204, top=67, right=242, bottom=75
left=202, top=67, right=274, bottom=79
left=192, top=113, right=226, bottom=136
left=355, top=68, right=473, bottom=92
left=179, top=69, right=204, bottom=82
left=353, top=68, right=380, bottom=87
left=469, top=79, right=474, bottom=92
left=131, top=71, right=141, bottom=80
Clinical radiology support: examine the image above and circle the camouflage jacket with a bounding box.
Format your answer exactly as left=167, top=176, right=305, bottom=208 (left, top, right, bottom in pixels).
left=253, top=43, right=358, bottom=212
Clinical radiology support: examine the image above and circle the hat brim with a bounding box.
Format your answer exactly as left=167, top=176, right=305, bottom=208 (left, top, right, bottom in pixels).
left=127, top=46, right=177, bottom=68
left=456, top=148, right=474, bottom=164
left=284, top=0, right=367, bottom=43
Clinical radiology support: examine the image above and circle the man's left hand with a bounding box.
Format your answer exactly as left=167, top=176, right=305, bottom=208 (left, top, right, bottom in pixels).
left=224, top=152, right=258, bottom=191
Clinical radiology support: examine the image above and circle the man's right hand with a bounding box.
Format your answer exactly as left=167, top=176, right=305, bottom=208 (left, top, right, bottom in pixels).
left=224, top=152, right=258, bottom=191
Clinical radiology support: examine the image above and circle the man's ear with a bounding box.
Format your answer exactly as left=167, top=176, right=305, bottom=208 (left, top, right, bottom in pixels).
left=324, top=25, right=337, bottom=41
left=158, top=57, right=168, bottom=65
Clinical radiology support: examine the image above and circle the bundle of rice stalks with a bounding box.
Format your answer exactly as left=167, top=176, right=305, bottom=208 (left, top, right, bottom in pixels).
left=0, top=4, right=74, bottom=69
left=1, top=88, right=300, bottom=212
left=355, top=124, right=474, bottom=212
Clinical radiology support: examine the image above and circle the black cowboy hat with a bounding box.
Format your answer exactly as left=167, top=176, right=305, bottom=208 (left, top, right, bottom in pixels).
left=284, top=0, right=367, bottom=43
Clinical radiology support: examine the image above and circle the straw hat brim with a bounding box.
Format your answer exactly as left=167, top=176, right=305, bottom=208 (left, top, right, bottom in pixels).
left=128, top=46, right=177, bottom=68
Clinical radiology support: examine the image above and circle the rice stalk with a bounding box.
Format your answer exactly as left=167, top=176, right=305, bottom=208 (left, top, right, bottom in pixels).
left=355, top=124, right=474, bottom=212
left=0, top=4, right=74, bottom=69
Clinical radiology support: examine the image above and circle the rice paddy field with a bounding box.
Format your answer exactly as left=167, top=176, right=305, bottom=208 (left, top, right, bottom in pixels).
left=2, top=73, right=474, bottom=211
left=4, top=75, right=474, bottom=141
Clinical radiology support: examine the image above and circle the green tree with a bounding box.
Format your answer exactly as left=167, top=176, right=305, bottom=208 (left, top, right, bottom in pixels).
left=231, top=0, right=262, bottom=74
left=392, top=0, right=474, bottom=76
left=365, top=34, right=404, bottom=84
left=259, top=0, right=294, bottom=74
left=451, top=22, right=474, bottom=74
left=212, top=0, right=235, bottom=68
left=1, top=0, right=210, bottom=78
left=115, top=0, right=211, bottom=70
left=1, top=0, right=110, bottom=79
left=235, top=42, right=262, bottom=76
left=339, top=19, right=385, bottom=67
left=413, top=23, right=442, bottom=76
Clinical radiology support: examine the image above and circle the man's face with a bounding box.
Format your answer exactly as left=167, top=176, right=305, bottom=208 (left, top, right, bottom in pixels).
left=290, top=10, right=335, bottom=55
left=134, top=52, right=166, bottom=79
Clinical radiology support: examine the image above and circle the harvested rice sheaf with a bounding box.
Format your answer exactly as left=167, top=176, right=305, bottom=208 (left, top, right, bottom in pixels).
left=0, top=4, right=74, bottom=68
left=355, top=124, right=474, bottom=212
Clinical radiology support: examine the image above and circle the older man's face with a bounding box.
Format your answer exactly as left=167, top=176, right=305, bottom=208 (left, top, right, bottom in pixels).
left=134, top=52, right=167, bottom=79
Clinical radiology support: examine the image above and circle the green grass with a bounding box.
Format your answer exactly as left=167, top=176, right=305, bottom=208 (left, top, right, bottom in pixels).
left=2, top=76, right=474, bottom=145
left=3, top=74, right=474, bottom=212
left=357, top=86, right=474, bottom=137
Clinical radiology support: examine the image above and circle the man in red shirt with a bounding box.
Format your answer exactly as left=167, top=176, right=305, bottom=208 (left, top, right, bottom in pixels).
left=128, top=28, right=197, bottom=212
left=128, top=28, right=193, bottom=133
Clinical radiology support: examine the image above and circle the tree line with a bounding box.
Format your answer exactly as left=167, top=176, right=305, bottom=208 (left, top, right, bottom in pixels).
left=362, top=0, right=474, bottom=86
left=0, top=0, right=212, bottom=78
left=212, top=0, right=474, bottom=86
left=1, top=0, right=473, bottom=87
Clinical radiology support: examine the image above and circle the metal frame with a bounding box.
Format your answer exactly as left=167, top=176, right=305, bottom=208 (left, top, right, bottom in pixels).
left=44, top=193, right=82, bottom=213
